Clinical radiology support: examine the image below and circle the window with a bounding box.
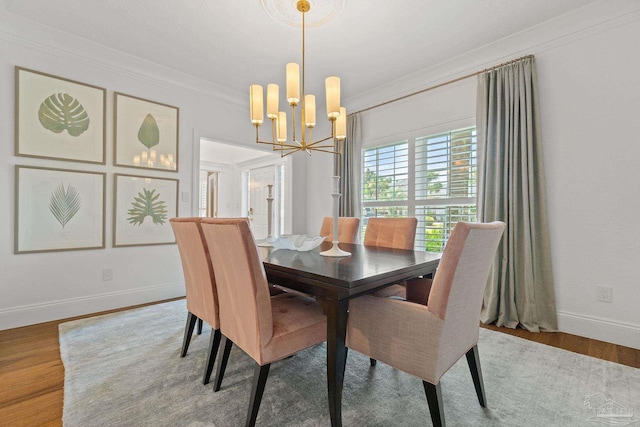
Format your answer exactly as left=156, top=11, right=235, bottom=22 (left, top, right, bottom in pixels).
left=361, top=127, right=477, bottom=252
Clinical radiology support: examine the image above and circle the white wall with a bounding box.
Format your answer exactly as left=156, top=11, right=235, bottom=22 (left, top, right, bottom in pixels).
left=0, top=9, right=307, bottom=329
left=306, top=1, right=640, bottom=348
left=199, top=161, right=242, bottom=218
left=537, top=14, right=640, bottom=348
left=2, top=1, right=639, bottom=349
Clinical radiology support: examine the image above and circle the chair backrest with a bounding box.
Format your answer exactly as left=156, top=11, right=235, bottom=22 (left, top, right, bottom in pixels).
left=170, top=217, right=219, bottom=329
left=427, top=221, right=505, bottom=374
left=320, top=217, right=360, bottom=243
left=363, top=217, right=418, bottom=250
left=199, top=218, right=273, bottom=362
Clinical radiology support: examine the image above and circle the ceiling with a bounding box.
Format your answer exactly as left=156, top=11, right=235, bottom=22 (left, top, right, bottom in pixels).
left=4, top=0, right=600, bottom=105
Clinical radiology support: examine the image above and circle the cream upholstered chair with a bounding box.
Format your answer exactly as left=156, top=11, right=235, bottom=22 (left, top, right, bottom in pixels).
left=319, top=216, right=360, bottom=243
left=170, top=217, right=221, bottom=385
left=200, top=218, right=327, bottom=427
left=347, top=221, right=505, bottom=427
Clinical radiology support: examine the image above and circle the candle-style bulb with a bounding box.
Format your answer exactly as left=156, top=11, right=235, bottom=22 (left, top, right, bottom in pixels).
left=266, top=84, right=279, bottom=119
left=277, top=111, right=287, bottom=142
left=325, top=76, right=340, bottom=119
left=250, top=84, right=264, bottom=125
left=286, top=63, right=300, bottom=105
left=305, top=94, right=316, bottom=128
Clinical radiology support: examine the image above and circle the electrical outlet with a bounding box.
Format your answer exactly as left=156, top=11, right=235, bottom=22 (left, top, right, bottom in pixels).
left=181, top=192, right=190, bottom=202
left=596, top=286, right=612, bottom=303
left=102, top=268, right=113, bottom=281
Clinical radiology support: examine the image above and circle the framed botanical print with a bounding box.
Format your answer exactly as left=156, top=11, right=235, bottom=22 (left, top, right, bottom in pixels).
left=15, top=166, right=106, bottom=254
left=114, top=92, right=179, bottom=171
left=113, top=174, right=178, bottom=247
left=15, top=67, right=106, bottom=164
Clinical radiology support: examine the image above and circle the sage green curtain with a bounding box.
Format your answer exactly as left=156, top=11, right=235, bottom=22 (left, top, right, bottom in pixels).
left=338, top=112, right=362, bottom=217
left=477, top=56, right=558, bottom=332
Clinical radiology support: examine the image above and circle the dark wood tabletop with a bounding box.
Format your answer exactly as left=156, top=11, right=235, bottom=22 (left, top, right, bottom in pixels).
left=259, top=241, right=442, bottom=427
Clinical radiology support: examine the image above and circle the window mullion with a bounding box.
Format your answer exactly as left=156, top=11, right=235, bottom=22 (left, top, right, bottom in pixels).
left=407, top=135, right=416, bottom=218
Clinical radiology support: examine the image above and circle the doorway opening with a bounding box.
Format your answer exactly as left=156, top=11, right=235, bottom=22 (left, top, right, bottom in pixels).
left=199, top=138, right=291, bottom=239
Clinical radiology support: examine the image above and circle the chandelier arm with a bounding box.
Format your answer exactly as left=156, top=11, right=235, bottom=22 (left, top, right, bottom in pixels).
left=273, top=144, right=306, bottom=151
left=306, top=147, right=341, bottom=154
left=305, top=135, right=334, bottom=147
left=280, top=149, right=299, bottom=158
left=308, top=144, right=337, bottom=149
left=259, top=141, right=306, bottom=150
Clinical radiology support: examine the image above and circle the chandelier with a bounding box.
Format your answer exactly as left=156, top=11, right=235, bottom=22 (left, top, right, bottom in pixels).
left=250, top=0, right=346, bottom=156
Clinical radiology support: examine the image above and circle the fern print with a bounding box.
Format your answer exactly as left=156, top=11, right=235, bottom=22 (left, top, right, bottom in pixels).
left=49, top=183, right=81, bottom=228
left=127, top=188, right=168, bottom=226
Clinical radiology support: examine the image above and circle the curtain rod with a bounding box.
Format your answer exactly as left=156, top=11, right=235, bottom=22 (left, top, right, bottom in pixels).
left=351, top=54, right=534, bottom=115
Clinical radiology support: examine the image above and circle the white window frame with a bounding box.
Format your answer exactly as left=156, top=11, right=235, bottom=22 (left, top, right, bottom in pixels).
left=361, top=125, right=477, bottom=251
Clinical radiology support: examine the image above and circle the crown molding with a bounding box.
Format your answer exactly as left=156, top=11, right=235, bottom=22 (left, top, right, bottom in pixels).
left=345, top=0, right=640, bottom=114
left=0, top=9, right=246, bottom=108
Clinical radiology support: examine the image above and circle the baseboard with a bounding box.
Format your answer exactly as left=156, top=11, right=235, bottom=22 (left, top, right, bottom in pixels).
left=0, top=283, right=185, bottom=331
left=557, top=311, right=640, bottom=350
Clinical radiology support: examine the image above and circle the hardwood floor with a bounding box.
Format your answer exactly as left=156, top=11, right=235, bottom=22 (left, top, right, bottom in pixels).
left=1, top=300, right=638, bottom=427
left=480, top=323, right=639, bottom=367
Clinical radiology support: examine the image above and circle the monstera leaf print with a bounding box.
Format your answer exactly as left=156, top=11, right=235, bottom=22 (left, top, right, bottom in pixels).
left=127, top=188, right=167, bottom=226
left=49, top=183, right=81, bottom=228
left=137, top=114, right=160, bottom=149
left=38, top=93, right=90, bottom=137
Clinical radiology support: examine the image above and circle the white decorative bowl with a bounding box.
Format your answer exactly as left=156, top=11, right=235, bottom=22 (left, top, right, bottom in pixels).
left=268, top=235, right=325, bottom=251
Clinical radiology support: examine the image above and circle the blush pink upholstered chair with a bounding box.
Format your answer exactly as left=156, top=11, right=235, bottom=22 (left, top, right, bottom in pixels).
left=363, top=217, right=417, bottom=250
left=170, top=217, right=221, bottom=385
left=364, top=217, right=418, bottom=298
left=200, top=218, right=327, bottom=427
left=362, top=217, right=419, bottom=366
left=319, top=216, right=360, bottom=243
left=171, top=217, right=286, bottom=385
left=347, top=221, right=505, bottom=427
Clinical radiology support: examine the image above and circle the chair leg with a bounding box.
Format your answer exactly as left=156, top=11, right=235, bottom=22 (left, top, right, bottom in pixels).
left=465, top=345, right=486, bottom=407
left=181, top=312, right=197, bottom=357
left=370, top=358, right=377, bottom=366
left=203, top=329, right=222, bottom=385
left=197, top=318, right=203, bottom=335
left=423, top=381, right=445, bottom=427
left=246, top=363, right=271, bottom=427
left=213, top=335, right=233, bottom=392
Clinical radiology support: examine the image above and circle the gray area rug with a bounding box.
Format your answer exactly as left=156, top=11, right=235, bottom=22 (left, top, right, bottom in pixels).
left=59, top=300, right=640, bottom=426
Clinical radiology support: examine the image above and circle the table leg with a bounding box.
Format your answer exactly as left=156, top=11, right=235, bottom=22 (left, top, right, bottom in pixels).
left=318, top=297, right=349, bottom=427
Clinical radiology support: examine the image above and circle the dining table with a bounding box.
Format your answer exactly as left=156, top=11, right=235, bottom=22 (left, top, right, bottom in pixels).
left=259, top=241, right=442, bottom=427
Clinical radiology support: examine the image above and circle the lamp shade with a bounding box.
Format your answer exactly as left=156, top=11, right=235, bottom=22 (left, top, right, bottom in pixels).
left=335, top=107, right=346, bottom=140
left=325, top=76, right=340, bottom=118
left=304, top=94, right=316, bottom=128
left=286, top=63, right=300, bottom=105
left=250, top=84, right=264, bottom=124
left=266, top=84, right=279, bottom=119
left=277, top=111, right=287, bottom=142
